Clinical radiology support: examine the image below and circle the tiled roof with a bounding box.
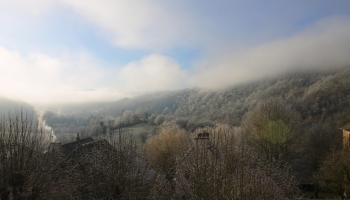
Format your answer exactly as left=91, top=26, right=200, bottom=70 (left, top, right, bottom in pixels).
left=61, top=137, right=94, bottom=155
left=72, top=139, right=114, bottom=154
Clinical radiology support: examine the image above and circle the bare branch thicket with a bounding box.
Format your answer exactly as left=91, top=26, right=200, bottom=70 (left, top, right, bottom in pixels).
left=142, top=123, right=193, bottom=199
left=0, top=110, right=51, bottom=199
left=315, top=150, right=350, bottom=199
left=301, top=123, right=339, bottom=198
left=104, top=127, right=155, bottom=199
left=176, top=124, right=299, bottom=200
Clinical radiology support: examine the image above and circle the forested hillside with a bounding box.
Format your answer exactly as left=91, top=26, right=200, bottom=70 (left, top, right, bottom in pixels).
left=173, top=67, right=350, bottom=127
left=44, top=67, right=350, bottom=133
left=0, top=96, right=34, bottom=115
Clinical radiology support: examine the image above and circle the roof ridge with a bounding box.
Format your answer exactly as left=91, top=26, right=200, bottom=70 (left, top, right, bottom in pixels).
left=61, top=137, right=94, bottom=147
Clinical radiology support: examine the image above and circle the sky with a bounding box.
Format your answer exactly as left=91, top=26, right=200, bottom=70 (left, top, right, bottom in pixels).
left=0, top=0, right=350, bottom=106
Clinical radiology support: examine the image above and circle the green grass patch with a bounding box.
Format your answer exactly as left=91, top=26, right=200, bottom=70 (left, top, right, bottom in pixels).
left=122, top=123, right=158, bottom=145
left=123, top=123, right=157, bottom=135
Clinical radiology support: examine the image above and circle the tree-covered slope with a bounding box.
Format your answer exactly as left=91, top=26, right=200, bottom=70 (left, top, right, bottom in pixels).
left=44, top=67, right=350, bottom=131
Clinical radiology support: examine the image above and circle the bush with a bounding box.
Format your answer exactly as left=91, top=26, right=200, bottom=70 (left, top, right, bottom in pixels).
left=144, top=123, right=190, bottom=176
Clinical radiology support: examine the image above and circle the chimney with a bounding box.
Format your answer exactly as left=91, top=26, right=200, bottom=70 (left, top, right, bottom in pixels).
left=194, top=132, right=209, bottom=146
left=76, top=133, right=80, bottom=141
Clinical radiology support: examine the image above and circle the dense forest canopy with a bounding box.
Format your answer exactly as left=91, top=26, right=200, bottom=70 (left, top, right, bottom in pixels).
left=43, top=67, right=350, bottom=134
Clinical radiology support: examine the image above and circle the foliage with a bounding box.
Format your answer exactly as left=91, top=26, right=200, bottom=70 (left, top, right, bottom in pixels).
left=243, top=98, right=301, bottom=166
left=144, top=123, right=190, bottom=175
left=315, top=150, right=350, bottom=199
left=263, top=120, right=290, bottom=144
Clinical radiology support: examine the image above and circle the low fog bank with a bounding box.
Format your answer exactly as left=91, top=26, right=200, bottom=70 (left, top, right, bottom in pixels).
left=190, top=16, right=350, bottom=89
left=0, top=96, right=35, bottom=115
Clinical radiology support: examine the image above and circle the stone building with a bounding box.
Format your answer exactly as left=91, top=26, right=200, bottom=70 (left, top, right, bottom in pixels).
left=48, top=137, right=94, bottom=156
left=46, top=136, right=118, bottom=199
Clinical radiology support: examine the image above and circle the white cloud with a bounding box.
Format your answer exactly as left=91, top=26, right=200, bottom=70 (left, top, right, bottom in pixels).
left=57, top=0, right=195, bottom=50
left=117, top=54, right=189, bottom=93
left=0, top=47, right=188, bottom=105
left=0, top=0, right=197, bottom=50
left=0, top=47, right=127, bottom=105
left=190, top=16, right=350, bottom=89
left=0, top=0, right=54, bottom=16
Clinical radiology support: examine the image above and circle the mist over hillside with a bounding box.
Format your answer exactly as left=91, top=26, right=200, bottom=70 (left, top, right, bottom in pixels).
left=0, top=96, right=35, bottom=115
left=43, top=67, right=350, bottom=134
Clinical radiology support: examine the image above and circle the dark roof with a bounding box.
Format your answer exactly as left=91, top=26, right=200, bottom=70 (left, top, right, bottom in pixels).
left=341, top=122, right=350, bottom=131
left=195, top=132, right=209, bottom=139
left=57, top=139, right=118, bottom=171
left=72, top=139, right=114, bottom=154
left=61, top=137, right=94, bottom=155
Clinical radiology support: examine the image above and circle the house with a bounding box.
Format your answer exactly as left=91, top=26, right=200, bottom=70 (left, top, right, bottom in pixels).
left=46, top=135, right=118, bottom=199
left=193, top=131, right=210, bottom=147
left=341, top=122, right=350, bottom=149
left=48, top=135, right=94, bottom=156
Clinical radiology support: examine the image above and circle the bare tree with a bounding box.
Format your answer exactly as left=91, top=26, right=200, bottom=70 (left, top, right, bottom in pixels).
left=175, top=124, right=299, bottom=199
left=315, top=150, right=350, bottom=199
left=302, top=123, right=338, bottom=198
left=0, top=110, right=51, bottom=199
